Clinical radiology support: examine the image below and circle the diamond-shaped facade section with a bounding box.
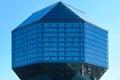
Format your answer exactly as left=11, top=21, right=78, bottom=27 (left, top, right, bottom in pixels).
left=12, top=1, right=108, bottom=80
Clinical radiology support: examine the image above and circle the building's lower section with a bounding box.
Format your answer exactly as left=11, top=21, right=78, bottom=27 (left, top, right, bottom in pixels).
left=13, top=63, right=107, bottom=80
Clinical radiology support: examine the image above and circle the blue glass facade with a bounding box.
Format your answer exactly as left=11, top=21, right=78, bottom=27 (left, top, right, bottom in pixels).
left=12, top=22, right=85, bottom=68
left=84, top=22, right=108, bottom=67
left=12, top=1, right=108, bottom=80
left=12, top=22, right=108, bottom=68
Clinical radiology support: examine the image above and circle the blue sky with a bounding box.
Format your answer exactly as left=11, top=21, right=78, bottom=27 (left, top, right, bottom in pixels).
left=0, top=0, right=120, bottom=80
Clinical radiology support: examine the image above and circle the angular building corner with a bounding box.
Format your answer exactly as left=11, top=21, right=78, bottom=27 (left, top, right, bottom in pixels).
left=12, top=1, right=108, bottom=80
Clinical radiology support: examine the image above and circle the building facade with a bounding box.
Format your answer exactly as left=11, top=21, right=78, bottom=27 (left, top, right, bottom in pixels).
left=12, top=1, right=108, bottom=80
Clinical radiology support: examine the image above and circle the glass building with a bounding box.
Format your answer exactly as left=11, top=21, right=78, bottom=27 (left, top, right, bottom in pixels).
left=12, top=1, right=108, bottom=80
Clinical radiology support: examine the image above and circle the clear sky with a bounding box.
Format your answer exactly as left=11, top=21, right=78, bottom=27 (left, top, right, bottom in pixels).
left=0, top=0, right=120, bottom=80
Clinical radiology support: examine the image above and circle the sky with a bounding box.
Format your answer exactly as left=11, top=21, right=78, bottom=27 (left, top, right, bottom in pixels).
left=0, top=0, right=120, bottom=80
